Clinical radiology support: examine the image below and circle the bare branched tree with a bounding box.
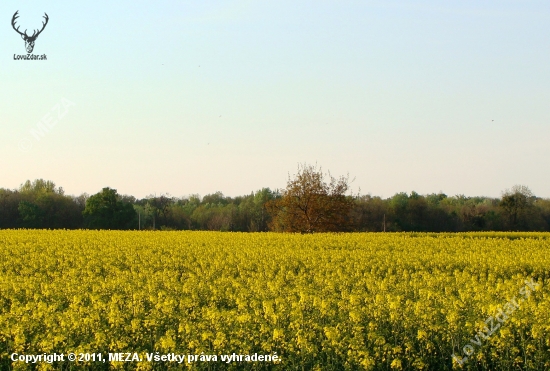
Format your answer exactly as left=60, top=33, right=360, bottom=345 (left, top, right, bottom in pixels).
left=267, top=163, right=354, bottom=233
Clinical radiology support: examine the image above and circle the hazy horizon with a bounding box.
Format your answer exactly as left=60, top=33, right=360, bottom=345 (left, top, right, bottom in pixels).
left=2, top=1, right=549, bottom=199
left=5, top=176, right=546, bottom=201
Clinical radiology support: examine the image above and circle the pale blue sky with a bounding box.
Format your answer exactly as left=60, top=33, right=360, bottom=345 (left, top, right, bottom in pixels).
left=1, top=0, right=549, bottom=199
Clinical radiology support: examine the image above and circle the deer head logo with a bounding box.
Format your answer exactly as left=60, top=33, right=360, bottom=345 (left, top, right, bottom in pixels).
left=12, top=11, right=49, bottom=54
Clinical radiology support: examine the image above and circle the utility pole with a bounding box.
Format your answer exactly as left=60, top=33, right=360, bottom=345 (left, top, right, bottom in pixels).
left=383, top=213, right=386, bottom=232
left=139, top=212, right=141, bottom=230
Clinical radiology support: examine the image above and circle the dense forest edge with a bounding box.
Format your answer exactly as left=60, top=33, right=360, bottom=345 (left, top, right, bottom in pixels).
left=2, top=165, right=549, bottom=232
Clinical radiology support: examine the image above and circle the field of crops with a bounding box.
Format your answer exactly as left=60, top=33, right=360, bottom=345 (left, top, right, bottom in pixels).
left=0, top=231, right=548, bottom=370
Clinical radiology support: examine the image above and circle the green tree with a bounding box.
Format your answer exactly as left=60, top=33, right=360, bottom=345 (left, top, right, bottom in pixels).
left=145, top=195, right=174, bottom=229
left=18, top=201, right=45, bottom=228
left=0, top=189, right=22, bottom=229
left=500, top=185, right=535, bottom=230
left=83, top=188, right=137, bottom=229
left=352, top=195, right=387, bottom=232
left=14, top=180, right=84, bottom=229
left=251, top=188, right=277, bottom=231
left=19, top=179, right=63, bottom=195
left=534, top=198, right=550, bottom=231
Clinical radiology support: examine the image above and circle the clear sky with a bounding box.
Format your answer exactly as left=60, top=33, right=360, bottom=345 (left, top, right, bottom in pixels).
left=1, top=0, right=549, bottom=199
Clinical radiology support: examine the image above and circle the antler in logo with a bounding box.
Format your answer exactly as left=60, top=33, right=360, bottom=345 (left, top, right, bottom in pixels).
left=12, top=11, right=49, bottom=54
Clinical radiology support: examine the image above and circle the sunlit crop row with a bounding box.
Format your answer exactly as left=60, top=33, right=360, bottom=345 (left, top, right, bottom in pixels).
left=0, top=231, right=548, bottom=370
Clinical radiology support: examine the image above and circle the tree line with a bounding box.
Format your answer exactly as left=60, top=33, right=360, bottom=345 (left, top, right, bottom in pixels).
left=1, top=166, right=549, bottom=232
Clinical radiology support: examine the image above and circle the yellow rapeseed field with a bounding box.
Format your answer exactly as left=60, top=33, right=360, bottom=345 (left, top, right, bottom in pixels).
left=0, top=230, right=548, bottom=370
